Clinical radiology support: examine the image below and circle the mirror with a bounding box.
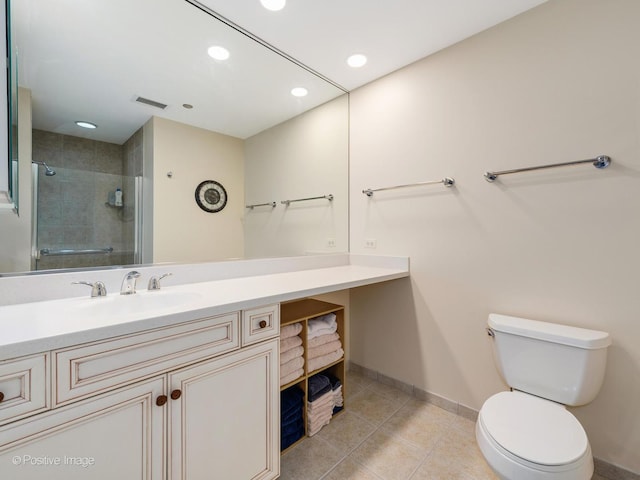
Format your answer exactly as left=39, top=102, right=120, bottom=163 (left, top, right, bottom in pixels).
left=0, top=0, right=348, bottom=275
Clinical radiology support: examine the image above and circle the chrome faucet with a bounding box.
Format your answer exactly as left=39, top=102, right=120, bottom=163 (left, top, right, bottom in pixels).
left=72, top=281, right=107, bottom=298
left=148, top=273, right=172, bottom=291
left=120, top=271, right=141, bottom=295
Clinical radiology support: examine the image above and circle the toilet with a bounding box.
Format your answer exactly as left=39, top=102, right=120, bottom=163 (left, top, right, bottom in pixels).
left=476, top=313, right=611, bottom=480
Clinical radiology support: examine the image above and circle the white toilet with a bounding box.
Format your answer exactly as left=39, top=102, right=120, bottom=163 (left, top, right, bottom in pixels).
left=476, top=313, right=611, bottom=480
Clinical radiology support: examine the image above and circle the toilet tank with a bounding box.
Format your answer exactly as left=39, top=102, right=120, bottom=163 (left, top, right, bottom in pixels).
left=488, top=313, right=611, bottom=406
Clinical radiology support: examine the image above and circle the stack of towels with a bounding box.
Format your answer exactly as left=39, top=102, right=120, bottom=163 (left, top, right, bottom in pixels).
left=306, top=374, right=334, bottom=436
left=307, top=313, right=344, bottom=372
left=306, top=373, right=344, bottom=436
left=280, top=323, right=304, bottom=386
left=281, top=386, right=305, bottom=450
left=326, top=373, right=344, bottom=415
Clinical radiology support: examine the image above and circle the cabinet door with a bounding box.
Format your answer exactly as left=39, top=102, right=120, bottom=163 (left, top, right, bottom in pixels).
left=169, top=339, right=279, bottom=480
left=0, top=377, right=165, bottom=480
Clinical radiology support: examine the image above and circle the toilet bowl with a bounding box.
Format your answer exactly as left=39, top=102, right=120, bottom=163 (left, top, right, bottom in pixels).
left=476, top=313, right=611, bottom=480
left=476, top=391, right=593, bottom=480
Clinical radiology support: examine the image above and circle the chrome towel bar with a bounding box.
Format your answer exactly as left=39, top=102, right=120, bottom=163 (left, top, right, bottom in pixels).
left=363, top=178, right=455, bottom=197
left=484, top=155, right=611, bottom=182
left=281, top=194, right=333, bottom=206
left=246, top=201, right=276, bottom=209
left=40, top=247, right=114, bottom=256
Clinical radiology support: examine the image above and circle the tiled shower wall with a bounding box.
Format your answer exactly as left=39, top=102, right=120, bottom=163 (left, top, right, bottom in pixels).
left=32, top=129, right=137, bottom=270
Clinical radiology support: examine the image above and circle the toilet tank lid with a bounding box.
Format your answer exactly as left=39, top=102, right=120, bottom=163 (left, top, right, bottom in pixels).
left=488, top=314, right=611, bottom=349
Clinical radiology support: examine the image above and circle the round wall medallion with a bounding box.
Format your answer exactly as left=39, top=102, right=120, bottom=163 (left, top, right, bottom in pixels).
left=195, top=180, right=228, bottom=213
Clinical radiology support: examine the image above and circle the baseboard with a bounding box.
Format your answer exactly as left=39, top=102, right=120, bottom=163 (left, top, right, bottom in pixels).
left=348, top=361, right=638, bottom=480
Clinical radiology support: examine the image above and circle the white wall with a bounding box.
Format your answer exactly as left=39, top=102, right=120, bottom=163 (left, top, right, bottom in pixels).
left=243, top=95, right=349, bottom=258
left=0, top=87, right=32, bottom=272
left=151, top=117, right=244, bottom=263
left=349, top=0, right=640, bottom=473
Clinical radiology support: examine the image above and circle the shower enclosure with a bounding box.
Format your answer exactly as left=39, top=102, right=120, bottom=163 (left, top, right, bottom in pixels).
left=30, top=129, right=144, bottom=271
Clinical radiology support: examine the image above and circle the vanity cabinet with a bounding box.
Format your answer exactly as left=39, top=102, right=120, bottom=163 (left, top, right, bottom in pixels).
left=0, top=353, right=50, bottom=426
left=0, top=376, right=165, bottom=479
left=0, top=305, right=280, bottom=480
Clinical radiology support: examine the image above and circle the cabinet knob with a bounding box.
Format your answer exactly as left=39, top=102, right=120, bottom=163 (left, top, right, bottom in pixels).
left=170, top=389, right=182, bottom=400
left=156, top=395, right=168, bottom=406
left=0, top=392, right=4, bottom=403
left=259, top=320, right=267, bottom=328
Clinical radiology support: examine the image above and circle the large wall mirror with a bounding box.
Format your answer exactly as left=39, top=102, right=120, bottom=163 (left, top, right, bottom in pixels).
left=0, top=0, right=349, bottom=276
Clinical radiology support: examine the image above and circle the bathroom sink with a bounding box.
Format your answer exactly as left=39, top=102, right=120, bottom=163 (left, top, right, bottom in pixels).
left=73, top=290, right=202, bottom=317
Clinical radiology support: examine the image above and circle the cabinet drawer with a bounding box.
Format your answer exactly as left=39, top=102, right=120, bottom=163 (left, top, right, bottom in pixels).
left=53, top=313, right=239, bottom=406
left=0, top=353, right=49, bottom=426
left=242, top=304, right=279, bottom=346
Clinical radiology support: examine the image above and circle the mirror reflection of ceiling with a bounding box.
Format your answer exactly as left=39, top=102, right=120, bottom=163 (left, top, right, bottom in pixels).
left=196, top=0, right=548, bottom=91
left=13, top=0, right=346, bottom=144
left=14, top=0, right=547, bottom=145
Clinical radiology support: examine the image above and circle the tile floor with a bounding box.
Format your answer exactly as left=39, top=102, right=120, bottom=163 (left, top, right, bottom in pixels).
left=280, top=371, right=608, bottom=480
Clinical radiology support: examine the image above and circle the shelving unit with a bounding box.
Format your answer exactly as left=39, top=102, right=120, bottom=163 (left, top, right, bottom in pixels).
left=280, top=298, right=346, bottom=453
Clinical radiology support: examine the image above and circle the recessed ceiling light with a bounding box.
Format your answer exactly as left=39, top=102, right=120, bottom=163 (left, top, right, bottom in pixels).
left=207, top=45, right=230, bottom=61
left=347, top=54, right=367, bottom=68
left=291, top=87, right=308, bottom=97
left=75, top=121, right=97, bottom=129
left=260, top=0, right=286, bottom=11
left=183, top=104, right=194, bottom=109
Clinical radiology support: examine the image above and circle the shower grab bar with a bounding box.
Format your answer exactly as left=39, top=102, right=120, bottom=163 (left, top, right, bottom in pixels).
left=484, top=155, right=611, bottom=182
left=40, top=247, right=114, bottom=256
left=246, top=201, right=277, bottom=209
left=363, top=178, right=455, bottom=196
left=281, top=194, right=333, bottom=206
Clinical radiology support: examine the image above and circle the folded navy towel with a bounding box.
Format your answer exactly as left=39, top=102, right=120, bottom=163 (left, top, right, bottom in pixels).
left=281, top=386, right=305, bottom=413
left=324, top=373, right=342, bottom=390
left=282, top=406, right=303, bottom=426
left=281, top=426, right=305, bottom=451
left=281, top=416, right=304, bottom=435
left=308, top=374, right=331, bottom=402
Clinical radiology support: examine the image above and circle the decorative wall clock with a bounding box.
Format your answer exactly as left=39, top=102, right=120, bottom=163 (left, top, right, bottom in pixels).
left=195, top=180, right=228, bottom=213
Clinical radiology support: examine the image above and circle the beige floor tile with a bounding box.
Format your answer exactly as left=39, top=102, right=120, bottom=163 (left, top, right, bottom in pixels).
left=280, top=436, right=345, bottom=480
left=322, top=457, right=383, bottom=480
left=350, top=429, right=428, bottom=480
left=395, top=397, right=458, bottom=427
left=381, top=410, right=449, bottom=453
left=365, top=381, right=412, bottom=404
left=316, top=411, right=378, bottom=453
left=346, top=371, right=375, bottom=400
left=410, top=453, right=477, bottom=480
left=348, top=387, right=408, bottom=426
left=428, top=425, right=498, bottom=480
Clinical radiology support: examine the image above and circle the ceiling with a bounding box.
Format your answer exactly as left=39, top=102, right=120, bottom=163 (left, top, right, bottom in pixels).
left=13, top=0, right=547, bottom=144
left=196, top=0, right=548, bottom=91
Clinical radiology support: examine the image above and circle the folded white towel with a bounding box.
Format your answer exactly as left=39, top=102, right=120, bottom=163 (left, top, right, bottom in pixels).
left=307, top=409, right=333, bottom=436
left=281, top=323, right=303, bottom=340
left=307, top=391, right=334, bottom=410
left=308, top=340, right=343, bottom=360
left=280, top=368, right=304, bottom=386
left=308, top=348, right=344, bottom=373
left=307, top=313, right=337, bottom=340
left=280, top=356, right=304, bottom=379
left=280, top=335, right=302, bottom=353
left=280, top=345, right=304, bottom=365
left=307, top=332, right=340, bottom=349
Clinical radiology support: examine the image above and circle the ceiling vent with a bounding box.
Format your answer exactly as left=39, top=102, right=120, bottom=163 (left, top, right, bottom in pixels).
left=135, top=96, right=168, bottom=110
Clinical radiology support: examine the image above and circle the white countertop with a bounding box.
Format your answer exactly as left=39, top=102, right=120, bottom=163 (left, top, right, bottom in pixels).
left=0, top=255, right=409, bottom=360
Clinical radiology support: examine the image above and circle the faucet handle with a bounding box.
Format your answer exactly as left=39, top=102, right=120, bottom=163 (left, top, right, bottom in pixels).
left=72, top=281, right=107, bottom=298
left=148, top=273, right=172, bottom=291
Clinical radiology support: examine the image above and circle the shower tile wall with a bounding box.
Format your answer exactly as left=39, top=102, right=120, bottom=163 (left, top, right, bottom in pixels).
left=33, top=129, right=135, bottom=270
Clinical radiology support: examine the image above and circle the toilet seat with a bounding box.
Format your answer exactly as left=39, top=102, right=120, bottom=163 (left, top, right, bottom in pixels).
left=479, top=391, right=589, bottom=467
